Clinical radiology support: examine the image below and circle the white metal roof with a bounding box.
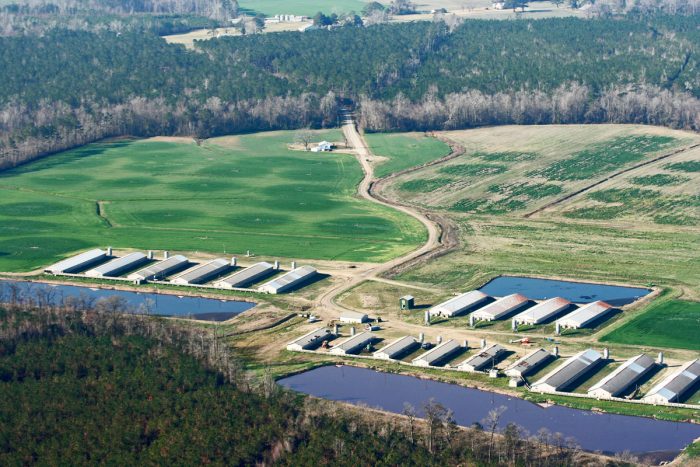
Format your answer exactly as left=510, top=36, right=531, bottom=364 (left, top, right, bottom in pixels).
left=430, top=290, right=488, bottom=316
left=412, top=339, right=460, bottom=365
left=217, top=262, right=274, bottom=287
left=45, top=248, right=107, bottom=273
left=331, top=332, right=375, bottom=354
left=472, top=293, right=529, bottom=320
left=286, top=327, right=331, bottom=350
left=458, top=344, right=505, bottom=371
left=505, top=348, right=553, bottom=377
left=129, top=255, right=189, bottom=280
left=514, top=297, right=570, bottom=324
left=588, top=353, right=655, bottom=397
left=645, top=359, right=700, bottom=402
left=173, top=258, right=229, bottom=284
left=86, top=252, right=147, bottom=277
left=557, top=301, right=613, bottom=328
left=374, top=336, right=417, bottom=359
left=532, top=349, right=602, bottom=391
left=258, top=266, right=317, bottom=292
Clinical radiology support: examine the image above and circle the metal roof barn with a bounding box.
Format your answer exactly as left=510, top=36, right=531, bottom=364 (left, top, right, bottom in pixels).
left=374, top=336, right=419, bottom=360
left=472, top=293, right=529, bottom=321
left=643, top=359, right=700, bottom=404
left=588, top=353, right=656, bottom=398
left=128, top=255, right=189, bottom=281
left=216, top=262, right=274, bottom=289
left=514, top=297, right=571, bottom=325
left=329, top=332, right=375, bottom=355
left=457, top=344, right=506, bottom=372
left=85, top=252, right=149, bottom=278
left=286, top=327, right=333, bottom=351
left=45, top=249, right=108, bottom=274
left=557, top=301, right=614, bottom=329
left=412, top=339, right=461, bottom=367
left=339, top=310, right=369, bottom=324
left=430, top=290, right=489, bottom=317
left=531, top=349, right=602, bottom=393
left=258, top=266, right=317, bottom=294
left=505, top=348, right=554, bottom=378
left=171, top=258, right=230, bottom=285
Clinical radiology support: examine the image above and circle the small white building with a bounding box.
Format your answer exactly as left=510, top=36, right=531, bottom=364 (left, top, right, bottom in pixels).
left=311, top=141, right=334, bottom=152
left=339, top=310, right=369, bottom=324
left=492, top=1, right=505, bottom=9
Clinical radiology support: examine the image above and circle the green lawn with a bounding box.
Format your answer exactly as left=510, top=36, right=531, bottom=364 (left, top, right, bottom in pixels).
left=239, top=0, right=366, bottom=16
left=601, top=298, right=700, bottom=351
left=0, top=131, right=425, bottom=272
left=364, top=132, right=451, bottom=178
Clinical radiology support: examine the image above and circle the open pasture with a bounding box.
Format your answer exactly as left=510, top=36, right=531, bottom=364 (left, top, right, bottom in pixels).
left=381, top=125, right=698, bottom=220
left=602, top=297, right=700, bottom=351
left=0, top=131, right=425, bottom=272
left=239, top=0, right=365, bottom=16
left=364, top=132, right=451, bottom=178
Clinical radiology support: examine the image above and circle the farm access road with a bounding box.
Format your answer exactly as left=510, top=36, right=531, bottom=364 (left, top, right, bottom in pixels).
left=314, top=112, right=454, bottom=318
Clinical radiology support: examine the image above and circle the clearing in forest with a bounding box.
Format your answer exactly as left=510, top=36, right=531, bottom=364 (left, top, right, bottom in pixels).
left=0, top=130, right=425, bottom=272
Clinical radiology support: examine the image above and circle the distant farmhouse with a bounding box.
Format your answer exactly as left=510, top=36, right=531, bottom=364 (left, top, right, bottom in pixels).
left=311, top=141, right=334, bottom=152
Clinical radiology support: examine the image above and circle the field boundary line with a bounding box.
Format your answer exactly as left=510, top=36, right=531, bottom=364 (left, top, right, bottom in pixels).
left=523, top=142, right=700, bottom=218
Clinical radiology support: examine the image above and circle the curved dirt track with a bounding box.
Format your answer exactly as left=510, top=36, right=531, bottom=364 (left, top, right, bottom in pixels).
left=314, top=115, right=455, bottom=316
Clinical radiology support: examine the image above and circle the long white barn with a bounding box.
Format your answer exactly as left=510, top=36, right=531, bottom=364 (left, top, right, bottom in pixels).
left=430, top=290, right=489, bottom=318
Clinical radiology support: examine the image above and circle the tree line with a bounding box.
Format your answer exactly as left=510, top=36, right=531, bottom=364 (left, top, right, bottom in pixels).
left=0, top=284, right=635, bottom=465
left=0, top=16, right=698, bottom=169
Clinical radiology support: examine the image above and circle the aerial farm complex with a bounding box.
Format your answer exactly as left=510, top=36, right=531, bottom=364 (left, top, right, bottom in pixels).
left=44, top=248, right=319, bottom=295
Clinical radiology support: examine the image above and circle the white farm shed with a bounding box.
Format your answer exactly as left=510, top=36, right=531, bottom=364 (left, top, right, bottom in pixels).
left=588, top=353, right=656, bottom=399
left=85, top=252, right=149, bottom=278
left=258, top=266, right=317, bottom=294
left=430, top=290, right=489, bottom=318
left=45, top=248, right=108, bottom=274
left=472, top=293, right=529, bottom=321
left=339, top=310, right=369, bottom=324
left=373, top=336, right=418, bottom=360
left=514, top=297, right=571, bottom=325
left=171, top=258, right=230, bottom=285
left=557, top=301, right=614, bottom=329
left=286, top=327, right=333, bottom=351
left=412, top=340, right=461, bottom=367
left=531, top=349, right=602, bottom=393
left=329, top=332, right=375, bottom=355
left=643, top=359, right=700, bottom=404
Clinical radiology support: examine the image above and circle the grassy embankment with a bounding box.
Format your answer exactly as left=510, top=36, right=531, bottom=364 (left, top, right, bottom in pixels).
left=0, top=130, right=425, bottom=272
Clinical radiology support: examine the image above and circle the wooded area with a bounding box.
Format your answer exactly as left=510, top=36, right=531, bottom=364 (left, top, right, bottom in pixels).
left=0, top=287, right=617, bottom=465
left=0, top=15, right=698, bottom=169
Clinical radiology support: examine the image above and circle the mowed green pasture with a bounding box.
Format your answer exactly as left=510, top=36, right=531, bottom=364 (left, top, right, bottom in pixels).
left=601, top=298, right=700, bottom=351
left=0, top=131, right=425, bottom=272
left=239, top=0, right=366, bottom=16
left=364, top=132, right=451, bottom=179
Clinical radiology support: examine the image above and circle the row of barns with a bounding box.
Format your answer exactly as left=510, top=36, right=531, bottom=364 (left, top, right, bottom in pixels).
left=45, top=248, right=319, bottom=294
left=286, top=328, right=700, bottom=405
left=430, top=290, right=616, bottom=329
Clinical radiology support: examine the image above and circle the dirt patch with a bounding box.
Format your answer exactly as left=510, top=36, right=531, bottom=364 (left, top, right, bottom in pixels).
left=142, top=136, right=196, bottom=144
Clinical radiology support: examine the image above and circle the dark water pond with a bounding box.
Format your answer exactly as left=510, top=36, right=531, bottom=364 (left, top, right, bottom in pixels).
left=0, top=280, right=254, bottom=321
left=479, top=276, right=651, bottom=306
left=279, top=366, right=700, bottom=462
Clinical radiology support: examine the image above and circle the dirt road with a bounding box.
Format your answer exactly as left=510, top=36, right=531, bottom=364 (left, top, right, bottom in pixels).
left=314, top=112, right=444, bottom=316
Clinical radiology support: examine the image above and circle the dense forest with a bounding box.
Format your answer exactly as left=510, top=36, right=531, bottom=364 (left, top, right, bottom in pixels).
left=0, top=15, right=699, bottom=169
left=0, top=289, right=617, bottom=465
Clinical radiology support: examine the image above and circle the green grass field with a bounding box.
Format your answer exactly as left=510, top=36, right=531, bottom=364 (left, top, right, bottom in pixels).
left=239, top=0, right=366, bottom=16
left=364, top=132, right=451, bottom=178
left=601, top=298, right=700, bottom=351
left=0, top=131, right=425, bottom=272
